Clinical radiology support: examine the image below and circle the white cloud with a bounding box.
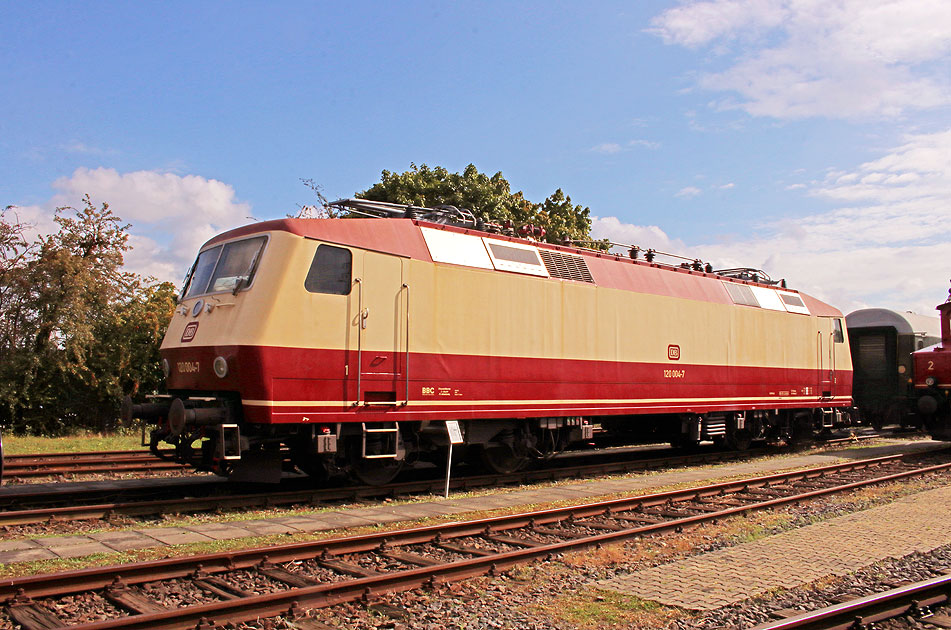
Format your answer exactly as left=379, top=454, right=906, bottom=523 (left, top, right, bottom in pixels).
left=719, top=182, right=735, bottom=190
left=2, top=204, right=57, bottom=237
left=591, top=143, right=623, bottom=154
left=675, top=186, right=702, bottom=198
left=598, top=129, right=951, bottom=314
left=591, top=216, right=688, bottom=254
left=629, top=139, right=661, bottom=150
left=591, top=139, right=660, bottom=154
left=24, top=167, right=252, bottom=283
left=650, top=0, right=951, bottom=119
left=62, top=142, right=116, bottom=156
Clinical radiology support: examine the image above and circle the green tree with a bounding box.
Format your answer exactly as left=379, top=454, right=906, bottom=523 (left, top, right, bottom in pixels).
left=534, top=188, right=595, bottom=246
left=0, top=198, right=175, bottom=434
left=357, top=163, right=596, bottom=245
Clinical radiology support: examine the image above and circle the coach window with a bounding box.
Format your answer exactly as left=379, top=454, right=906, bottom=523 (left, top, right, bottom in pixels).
left=305, top=245, right=352, bottom=295
left=833, top=318, right=844, bottom=343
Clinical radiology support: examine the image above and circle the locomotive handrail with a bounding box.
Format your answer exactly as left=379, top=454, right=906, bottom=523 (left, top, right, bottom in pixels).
left=403, top=282, right=410, bottom=407
left=830, top=330, right=836, bottom=394
left=354, top=277, right=364, bottom=407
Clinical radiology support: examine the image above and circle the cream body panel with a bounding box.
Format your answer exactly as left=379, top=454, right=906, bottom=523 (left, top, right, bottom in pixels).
left=163, top=230, right=852, bottom=376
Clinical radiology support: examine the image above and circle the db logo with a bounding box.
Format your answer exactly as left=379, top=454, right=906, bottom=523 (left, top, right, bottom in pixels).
left=668, top=344, right=681, bottom=360
left=181, top=322, right=199, bottom=343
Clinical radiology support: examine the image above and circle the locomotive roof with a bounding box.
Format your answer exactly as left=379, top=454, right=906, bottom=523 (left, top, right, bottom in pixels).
left=846, top=308, right=941, bottom=337
left=203, top=217, right=844, bottom=318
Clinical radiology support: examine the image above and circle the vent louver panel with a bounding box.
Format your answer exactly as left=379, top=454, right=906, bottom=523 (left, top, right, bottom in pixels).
left=538, top=250, right=595, bottom=283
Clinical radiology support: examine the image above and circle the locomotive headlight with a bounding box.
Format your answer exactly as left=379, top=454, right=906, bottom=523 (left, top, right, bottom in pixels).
left=161, top=358, right=170, bottom=378
left=213, top=356, right=229, bottom=379
left=926, top=376, right=937, bottom=387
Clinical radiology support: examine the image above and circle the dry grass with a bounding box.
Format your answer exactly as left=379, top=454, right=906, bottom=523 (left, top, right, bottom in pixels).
left=562, top=543, right=631, bottom=569
left=534, top=588, right=687, bottom=629
left=3, top=431, right=144, bottom=455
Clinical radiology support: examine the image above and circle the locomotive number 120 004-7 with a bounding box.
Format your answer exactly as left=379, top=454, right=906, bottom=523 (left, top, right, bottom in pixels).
left=664, top=369, right=686, bottom=379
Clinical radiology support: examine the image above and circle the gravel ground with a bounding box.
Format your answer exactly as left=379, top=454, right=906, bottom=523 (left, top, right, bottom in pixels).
left=298, top=538, right=951, bottom=630
left=675, top=545, right=951, bottom=629
left=245, top=474, right=951, bottom=630
left=2, top=445, right=948, bottom=630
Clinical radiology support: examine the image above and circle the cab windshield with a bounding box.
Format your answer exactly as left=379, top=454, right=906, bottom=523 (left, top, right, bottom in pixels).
left=182, top=236, right=267, bottom=299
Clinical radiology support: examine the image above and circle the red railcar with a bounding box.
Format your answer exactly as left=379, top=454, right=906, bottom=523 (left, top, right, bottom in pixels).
left=914, top=289, right=951, bottom=439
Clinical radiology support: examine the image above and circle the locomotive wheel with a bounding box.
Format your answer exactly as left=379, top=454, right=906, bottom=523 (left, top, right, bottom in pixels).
left=869, top=412, right=885, bottom=431
left=478, top=444, right=529, bottom=475
left=347, top=440, right=404, bottom=486
left=292, top=457, right=329, bottom=482
left=669, top=437, right=700, bottom=451
left=289, top=436, right=330, bottom=482
left=351, top=457, right=403, bottom=486
left=725, top=429, right=752, bottom=451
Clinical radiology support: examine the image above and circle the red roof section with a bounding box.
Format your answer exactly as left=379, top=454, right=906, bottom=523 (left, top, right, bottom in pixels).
left=202, top=218, right=843, bottom=317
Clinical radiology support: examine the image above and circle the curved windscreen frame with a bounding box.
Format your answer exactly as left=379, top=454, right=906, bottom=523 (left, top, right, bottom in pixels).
left=181, top=235, right=268, bottom=300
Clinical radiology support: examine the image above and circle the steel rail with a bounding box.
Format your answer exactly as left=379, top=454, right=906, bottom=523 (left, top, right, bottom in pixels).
left=0, top=445, right=763, bottom=525
left=750, top=573, right=951, bottom=629
left=4, top=450, right=167, bottom=464
left=3, top=450, right=188, bottom=481
left=11, top=455, right=949, bottom=630
left=5, top=461, right=189, bottom=480
left=1, top=453, right=946, bottom=620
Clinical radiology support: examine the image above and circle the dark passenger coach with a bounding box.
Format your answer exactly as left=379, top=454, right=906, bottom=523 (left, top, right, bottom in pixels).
left=846, top=308, right=940, bottom=428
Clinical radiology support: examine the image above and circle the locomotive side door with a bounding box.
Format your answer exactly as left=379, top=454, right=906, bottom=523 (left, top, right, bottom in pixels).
left=349, top=251, right=406, bottom=405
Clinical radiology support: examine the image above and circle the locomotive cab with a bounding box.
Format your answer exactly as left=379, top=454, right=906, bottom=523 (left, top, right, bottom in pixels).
left=124, top=228, right=280, bottom=479
left=128, top=222, right=427, bottom=484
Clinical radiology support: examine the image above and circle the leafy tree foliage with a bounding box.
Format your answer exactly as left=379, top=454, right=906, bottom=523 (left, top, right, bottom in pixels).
left=0, top=198, right=175, bottom=435
left=358, top=164, right=599, bottom=246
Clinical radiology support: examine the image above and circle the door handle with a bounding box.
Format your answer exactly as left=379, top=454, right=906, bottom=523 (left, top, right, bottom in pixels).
left=361, top=307, right=369, bottom=329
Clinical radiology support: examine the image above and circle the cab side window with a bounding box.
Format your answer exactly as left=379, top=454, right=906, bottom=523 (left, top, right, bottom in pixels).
left=305, top=245, right=352, bottom=295
left=833, top=318, right=844, bottom=343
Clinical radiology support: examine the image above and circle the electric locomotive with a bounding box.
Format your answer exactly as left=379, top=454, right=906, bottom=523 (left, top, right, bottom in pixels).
left=124, top=199, right=854, bottom=484
left=914, top=286, right=951, bottom=439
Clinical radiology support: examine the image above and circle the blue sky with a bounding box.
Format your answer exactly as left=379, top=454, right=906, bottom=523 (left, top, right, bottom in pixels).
left=3, top=1, right=950, bottom=315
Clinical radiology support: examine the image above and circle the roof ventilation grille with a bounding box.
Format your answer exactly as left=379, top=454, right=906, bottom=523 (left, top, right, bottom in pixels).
left=538, top=250, right=594, bottom=283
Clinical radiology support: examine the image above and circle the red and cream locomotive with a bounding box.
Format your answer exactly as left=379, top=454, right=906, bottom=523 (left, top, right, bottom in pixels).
left=125, top=199, right=853, bottom=484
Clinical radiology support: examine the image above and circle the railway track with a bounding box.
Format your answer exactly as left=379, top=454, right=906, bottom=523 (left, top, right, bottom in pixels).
left=751, top=573, right=951, bottom=629
left=0, top=432, right=908, bottom=526
left=2, top=449, right=948, bottom=630
left=0, top=427, right=895, bottom=484
left=0, top=445, right=763, bottom=526
left=2, top=450, right=189, bottom=481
